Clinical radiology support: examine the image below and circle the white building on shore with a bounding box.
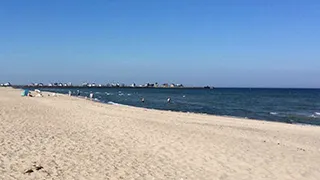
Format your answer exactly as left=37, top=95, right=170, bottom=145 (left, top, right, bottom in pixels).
left=4, top=82, right=11, bottom=87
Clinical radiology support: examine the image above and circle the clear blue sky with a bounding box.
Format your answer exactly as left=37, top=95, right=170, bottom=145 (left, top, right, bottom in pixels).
left=0, top=0, right=319, bottom=87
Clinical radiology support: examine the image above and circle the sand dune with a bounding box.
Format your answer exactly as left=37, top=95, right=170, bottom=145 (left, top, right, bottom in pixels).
left=0, top=88, right=320, bottom=180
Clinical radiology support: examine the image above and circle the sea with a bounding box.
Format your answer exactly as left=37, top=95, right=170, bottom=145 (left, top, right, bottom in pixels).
left=37, top=88, right=320, bottom=126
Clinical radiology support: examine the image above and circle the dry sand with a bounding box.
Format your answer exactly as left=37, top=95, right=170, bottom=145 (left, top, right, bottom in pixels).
left=0, top=87, right=320, bottom=180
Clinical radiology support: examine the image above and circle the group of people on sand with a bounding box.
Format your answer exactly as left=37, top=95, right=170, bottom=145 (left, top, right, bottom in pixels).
left=24, top=89, right=172, bottom=104
left=72, top=90, right=172, bottom=103
left=69, top=90, right=81, bottom=96
left=69, top=90, right=94, bottom=100
left=21, top=89, right=43, bottom=97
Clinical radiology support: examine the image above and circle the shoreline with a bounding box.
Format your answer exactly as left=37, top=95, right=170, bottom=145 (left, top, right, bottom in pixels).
left=17, top=87, right=320, bottom=130
left=11, top=85, right=213, bottom=90
left=1, top=87, right=320, bottom=179
left=8, top=87, right=320, bottom=129
left=10, top=86, right=320, bottom=90
left=34, top=88, right=320, bottom=127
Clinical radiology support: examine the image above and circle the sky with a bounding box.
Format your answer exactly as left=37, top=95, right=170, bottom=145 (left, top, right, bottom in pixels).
left=0, top=0, right=319, bottom=87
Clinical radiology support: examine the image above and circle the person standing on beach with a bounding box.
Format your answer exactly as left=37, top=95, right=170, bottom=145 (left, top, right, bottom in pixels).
left=77, top=90, right=80, bottom=96
left=68, top=90, right=72, bottom=96
left=89, top=92, right=94, bottom=99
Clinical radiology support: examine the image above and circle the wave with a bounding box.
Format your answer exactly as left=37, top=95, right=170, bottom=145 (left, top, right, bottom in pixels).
left=107, top=101, right=121, bottom=105
left=93, top=98, right=100, bottom=102
left=269, top=111, right=320, bottom=119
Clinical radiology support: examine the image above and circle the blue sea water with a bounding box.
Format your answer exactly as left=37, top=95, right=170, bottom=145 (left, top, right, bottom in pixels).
left=38, top=88, right=320, bottom=126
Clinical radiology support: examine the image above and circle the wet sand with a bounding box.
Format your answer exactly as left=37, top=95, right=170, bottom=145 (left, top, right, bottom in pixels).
left=1, top=88, right=320, bottom=180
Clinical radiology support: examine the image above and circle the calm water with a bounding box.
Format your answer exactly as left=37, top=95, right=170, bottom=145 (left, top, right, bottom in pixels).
left=38, top=88, right=320, bottom=125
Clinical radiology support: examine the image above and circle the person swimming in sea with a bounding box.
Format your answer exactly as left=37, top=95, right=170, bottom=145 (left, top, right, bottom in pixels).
left=77, top=90, right=80, bottom=96
left=141, top=98, right=145, bottom=103
left=167, top=97, right=171, bottom=103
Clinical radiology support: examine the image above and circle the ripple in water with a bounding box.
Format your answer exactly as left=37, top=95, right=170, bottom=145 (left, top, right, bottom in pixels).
left=270, top=112, right=278, bottom=115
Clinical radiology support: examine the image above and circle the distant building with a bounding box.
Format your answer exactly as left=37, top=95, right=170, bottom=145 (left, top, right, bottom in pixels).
left=87, top=83, right=94, bottom=87
left=176, top=84, right=184, bottom=88
left=82, top=83, right=88, bottom=87
left=38, top=83, right=44, bottom=87
left=162, top=83, right=169, bottom=88
left=170, top=83, right=176, bottom=88
left=131, top=83, right=136, bottom=87
left=58, top=83, right=63, bottom=87
left=144, top=83, right=155, bottom=88
left=48, top=83, right=53, bottom=86
left=63, top=83, right=68, bottom=87
left=4, top=82, right=11, bottom=87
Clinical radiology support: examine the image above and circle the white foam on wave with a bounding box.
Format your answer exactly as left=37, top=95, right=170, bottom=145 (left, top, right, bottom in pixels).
left=93, top=98, right=100, bottom=102
left=119, top=93, right=124, bottom=96
left=270, top=112, right=278, bottom=115
left=315, top=112, right=320, bottom=116
left=107, top=101, right=120, bottom=105
left=127, top=94, right=131, bottom=96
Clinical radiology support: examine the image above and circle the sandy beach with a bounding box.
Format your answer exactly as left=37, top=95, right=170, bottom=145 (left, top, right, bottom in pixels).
left=0, top=88, right=319, bottom=180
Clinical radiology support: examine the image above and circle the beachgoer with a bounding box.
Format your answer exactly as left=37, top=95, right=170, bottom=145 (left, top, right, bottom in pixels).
left=35, top=89, right=43, bottom=97
left=68, top=90, right=72, bottom=96
left=21, top=89, right=29, bottom=97
left=141, top=98, right=145, bottom=103
left=89, top=92, right=94, bottom=99
left=77, top=90, right=80, bottom=96
left=167, top=97, right=171, bottom=103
